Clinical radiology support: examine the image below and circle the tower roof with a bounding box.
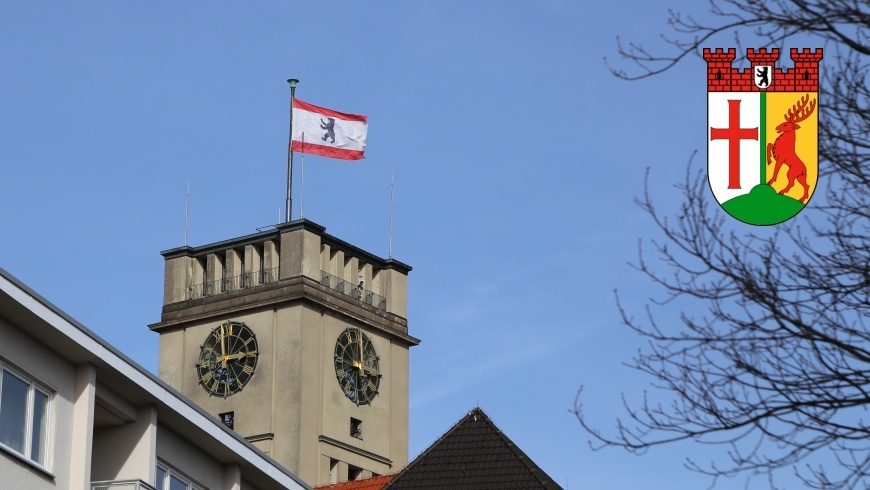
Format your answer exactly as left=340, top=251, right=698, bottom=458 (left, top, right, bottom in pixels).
left=383, top=407, right=563, bottom=490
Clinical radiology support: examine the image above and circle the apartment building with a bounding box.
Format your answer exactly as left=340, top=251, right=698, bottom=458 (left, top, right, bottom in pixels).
left=0, top=266, right=310, bottom=490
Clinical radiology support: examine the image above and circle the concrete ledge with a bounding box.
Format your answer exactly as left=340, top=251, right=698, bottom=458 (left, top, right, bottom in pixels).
left=318, top=435, right=392, bottom=467
left=149, top=276, right=419, bottom=346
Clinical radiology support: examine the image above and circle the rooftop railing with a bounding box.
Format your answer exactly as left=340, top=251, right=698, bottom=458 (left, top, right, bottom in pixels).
left=92, top=480, right=157, bottom=490
left=320, top=271, right=386, bottom=311
left=187, top=267, right=278, bottom=300
left=184, top=268, right=386, bottom=311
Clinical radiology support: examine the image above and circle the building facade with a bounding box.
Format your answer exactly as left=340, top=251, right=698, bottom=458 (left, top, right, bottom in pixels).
left=0, top=267, right=310, bottom=490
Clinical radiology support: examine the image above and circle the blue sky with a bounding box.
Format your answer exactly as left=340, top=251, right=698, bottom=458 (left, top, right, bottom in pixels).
left=0, top=2, right=820, bottom=488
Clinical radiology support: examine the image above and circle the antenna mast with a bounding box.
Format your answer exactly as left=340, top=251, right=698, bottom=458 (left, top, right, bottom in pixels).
left=184, top=182, right=189, bottom=246
left=389, top=174, right=394, bottom=258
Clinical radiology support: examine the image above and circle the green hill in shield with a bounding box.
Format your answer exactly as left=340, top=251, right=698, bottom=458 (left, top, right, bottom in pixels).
left=721, top=184, right=806, bottom=225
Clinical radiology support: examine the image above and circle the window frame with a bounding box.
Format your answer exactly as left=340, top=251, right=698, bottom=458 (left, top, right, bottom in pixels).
left=155, top=461, right=207, bottom=490
left=0, top=364, right=52, bottom=470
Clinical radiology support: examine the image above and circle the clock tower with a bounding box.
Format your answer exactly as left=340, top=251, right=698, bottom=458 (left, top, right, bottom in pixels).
left=149, top=219, right=419, bottom=486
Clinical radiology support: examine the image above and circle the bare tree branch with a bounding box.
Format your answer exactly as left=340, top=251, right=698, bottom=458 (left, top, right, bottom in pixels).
left=577, top=1, right=870, bottom=487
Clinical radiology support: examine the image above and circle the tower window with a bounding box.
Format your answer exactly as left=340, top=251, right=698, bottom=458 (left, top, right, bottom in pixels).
left=237, top=248, right=247, bottom=288
left=219, top=411, right=234, bottom=430
left=804, top=70, right=810, bottom=80
left=197, top=257, right=207, bottom=287
left=716, top=69, right=722, bottom=80
left=257, top=244, right=265, bottom=284
left=350, top=417, right=362, bottom=439
left=217, top=254, right=227, bottom=292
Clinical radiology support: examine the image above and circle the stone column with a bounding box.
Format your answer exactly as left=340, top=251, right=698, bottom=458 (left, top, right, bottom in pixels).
left=70, top=363, right=96, bottom=490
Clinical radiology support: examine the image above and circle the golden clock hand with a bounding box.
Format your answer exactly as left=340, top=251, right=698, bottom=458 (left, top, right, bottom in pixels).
left=355, top=370, right=361, bottom=405
left=221, top=325, right=228, bottom=369
left=358, top=335, right=364, bottom=371
left=362, top=365, right=378, bottom=375
left=223, top=352, right=252, bottom=361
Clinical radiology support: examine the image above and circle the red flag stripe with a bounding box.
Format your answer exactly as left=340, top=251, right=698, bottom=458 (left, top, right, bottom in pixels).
left=291, top=141, right=365, bottom=161
left=293, top=99, right=367, bottom=122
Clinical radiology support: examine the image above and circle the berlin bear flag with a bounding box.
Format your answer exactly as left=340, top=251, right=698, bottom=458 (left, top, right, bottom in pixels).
left=291, top=99, right=367, bottom=160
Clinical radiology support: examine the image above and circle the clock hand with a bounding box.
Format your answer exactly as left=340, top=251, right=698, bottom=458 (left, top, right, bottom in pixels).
left=223, top=352, right=254, bottom=361
left=221, top=325, right=228, bottom=369
left=362, top=365, right=378, bottom=375
left=355, top=370, right=361, bottom=405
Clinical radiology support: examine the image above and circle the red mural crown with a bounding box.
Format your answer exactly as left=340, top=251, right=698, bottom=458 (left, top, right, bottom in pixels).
left=703, top=47, right=823, bottom=92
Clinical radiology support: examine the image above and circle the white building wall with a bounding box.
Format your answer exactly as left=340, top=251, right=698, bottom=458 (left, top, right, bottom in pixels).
left=0, top=315, right=77, bottom=490
left=92, top=405, right=157, bottom=483
left=157, top=424, right=224, bottom=490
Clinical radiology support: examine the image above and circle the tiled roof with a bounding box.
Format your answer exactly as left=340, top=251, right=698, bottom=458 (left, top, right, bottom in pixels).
left=314, top=474, right=395, bottom=490
left=383, top=407, right=563, bottom=490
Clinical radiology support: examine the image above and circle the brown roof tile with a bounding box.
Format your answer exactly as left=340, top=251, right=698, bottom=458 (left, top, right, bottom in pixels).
left=384, top=407, right=563, bottom=490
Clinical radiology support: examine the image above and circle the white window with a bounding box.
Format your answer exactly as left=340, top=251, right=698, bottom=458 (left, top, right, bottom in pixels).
left=156, top=462, right=206, bottom=490
left=0, top=366, right=51, bottom=467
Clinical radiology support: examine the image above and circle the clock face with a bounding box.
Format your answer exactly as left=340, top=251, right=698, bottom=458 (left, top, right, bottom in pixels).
left=197, top=321, right=258, bottom=398
left=334, top=327, right=380, bottom=405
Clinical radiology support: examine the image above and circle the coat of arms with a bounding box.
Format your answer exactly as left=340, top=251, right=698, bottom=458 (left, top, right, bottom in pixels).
left=705, top=48, right=823, bottom=225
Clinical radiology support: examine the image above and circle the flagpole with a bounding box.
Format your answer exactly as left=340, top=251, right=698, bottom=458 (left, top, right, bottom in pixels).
left=300, top=132, right=305, bottom=219
left=285, top=78, right=299, bottom=223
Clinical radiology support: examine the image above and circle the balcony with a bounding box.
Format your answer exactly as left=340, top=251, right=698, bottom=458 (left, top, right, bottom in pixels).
left=187, top=268, right=279, bottom=300
left=184, top=268, right=387, bottom=312
left=92, top=480, right=157, bottom=490
left=320, top=271, right=387, bottom=311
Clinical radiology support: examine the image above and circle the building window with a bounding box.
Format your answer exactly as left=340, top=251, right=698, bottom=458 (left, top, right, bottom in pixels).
left=156, top=462, right=205, bottom=490
left=350, top=417, right=362, bottom=439
left=219, top=411, right=234, bottom=430
left=348, top=464, right=362, bottom=481
left=0, top=366, right=51, bottom=467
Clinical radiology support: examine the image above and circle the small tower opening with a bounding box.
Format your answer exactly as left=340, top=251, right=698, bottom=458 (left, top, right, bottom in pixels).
left=350, top=417, right=362, bottom=439
left=329, top=459, right=338, bottom=484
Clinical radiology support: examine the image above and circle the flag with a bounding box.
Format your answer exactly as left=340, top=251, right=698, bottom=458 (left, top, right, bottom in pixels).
left=291, top=99, right=367, bottom=160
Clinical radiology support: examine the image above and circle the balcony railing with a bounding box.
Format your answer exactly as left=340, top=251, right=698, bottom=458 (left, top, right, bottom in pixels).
left=320, top=271, right=387, bottom=311
left=185, top=268, right=387, bottom=311
left=187, top=267, right=278, bottom=300
left=92, top=480, right=157, bottom=490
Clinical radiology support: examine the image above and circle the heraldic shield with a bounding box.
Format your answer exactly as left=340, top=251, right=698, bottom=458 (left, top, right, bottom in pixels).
left=705, top=48, right=822, bottom=225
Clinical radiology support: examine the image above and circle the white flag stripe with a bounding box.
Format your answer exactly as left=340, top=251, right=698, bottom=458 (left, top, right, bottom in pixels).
left=292, top=107, right=367, bottom=152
